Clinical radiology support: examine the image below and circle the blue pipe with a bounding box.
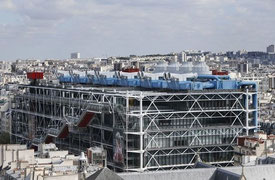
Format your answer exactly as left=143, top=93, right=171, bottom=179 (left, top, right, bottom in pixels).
left=202, top=82, right=215, bottom=89
left=238, top=81, right=257, bottom=91
left=197, top=75, right=231, bottom=81
left=252, top=93, right=258, bottom=128
left=197, top=75, right=220, bottom=80
left=58, top=74, right=257, bottom=92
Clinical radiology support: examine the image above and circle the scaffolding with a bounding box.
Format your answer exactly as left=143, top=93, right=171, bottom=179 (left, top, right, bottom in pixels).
left=11, top=84, right=257, bottom=172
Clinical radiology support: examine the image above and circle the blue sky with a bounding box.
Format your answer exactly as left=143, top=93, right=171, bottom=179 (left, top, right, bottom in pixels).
left=0, top=0, right=274, bottom=60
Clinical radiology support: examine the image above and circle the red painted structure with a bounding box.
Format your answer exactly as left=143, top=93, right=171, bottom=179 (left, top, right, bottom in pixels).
left=58, top=125, right=69, bottom=138
left=27, top=72, right=44, bottom=79
left=78, top=112, right=95, bottom=127
left=237, top=137, right=245, bottom=146
left=122, top=68, right=140, bottom=73
left=45, top=136, right=54, bottom=144
left=212, top=70, right=228, bottom=75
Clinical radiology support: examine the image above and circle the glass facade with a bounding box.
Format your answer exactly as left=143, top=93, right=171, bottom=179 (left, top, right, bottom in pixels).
left=12, top=86, right=257, bottom=172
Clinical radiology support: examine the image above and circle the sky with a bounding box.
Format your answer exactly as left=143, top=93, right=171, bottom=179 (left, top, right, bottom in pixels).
left=0, top=0, right=275, bottom=60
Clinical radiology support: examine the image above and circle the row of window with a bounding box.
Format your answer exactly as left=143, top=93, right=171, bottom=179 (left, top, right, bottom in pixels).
left=144, top=135, right=236, bottom=149
left=143, top=128, right=241, bottom=149
left=144, top=152, right=233, bottom=166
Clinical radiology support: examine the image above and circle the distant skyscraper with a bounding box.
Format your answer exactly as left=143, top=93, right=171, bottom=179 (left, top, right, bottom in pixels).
left=177, top=51, right=187, bottom=63
left=237, top=62, right=249, bottom=74
left=269, top=76, right=275, bottom=89
left=71, top=52, right=80, bottom=59
left=267, top=45, right=274, bottom=54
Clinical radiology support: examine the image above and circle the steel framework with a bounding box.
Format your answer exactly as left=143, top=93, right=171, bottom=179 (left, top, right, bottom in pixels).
left=11, top=84, right=257, bottom=172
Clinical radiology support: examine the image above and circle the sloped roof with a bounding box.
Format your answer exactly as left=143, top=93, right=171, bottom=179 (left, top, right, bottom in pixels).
left=86, top=167, right=124, bottom=180
left=211, top=168, right=240, bottom=180
left=120, top=164, right=275, bottom=180
left=120, top=168, right=216, bottom=180
left=194, top=162, right=214, bottom=169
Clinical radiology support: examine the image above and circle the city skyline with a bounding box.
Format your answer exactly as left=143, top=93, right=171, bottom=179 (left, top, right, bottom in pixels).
left=0, top=0, right=275, bottom=60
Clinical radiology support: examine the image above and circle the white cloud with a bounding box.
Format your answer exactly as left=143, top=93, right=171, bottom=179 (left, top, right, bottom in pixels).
left=0, top=0, right=15, bottom=10
left=0, top=0, right=274, bottom=59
